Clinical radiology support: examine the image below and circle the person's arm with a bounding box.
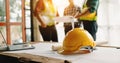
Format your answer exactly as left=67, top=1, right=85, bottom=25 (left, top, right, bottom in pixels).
left=34, top=0, right=47, bottom=28
left=75, top=0, right=99, bottom=18
left=56, top=11, right=59, bottom=17
left=75, top=8, right=90, bottom=18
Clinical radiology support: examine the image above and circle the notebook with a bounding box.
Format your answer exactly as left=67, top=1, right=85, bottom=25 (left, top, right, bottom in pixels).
left=0, top=30, right=35, bottom=51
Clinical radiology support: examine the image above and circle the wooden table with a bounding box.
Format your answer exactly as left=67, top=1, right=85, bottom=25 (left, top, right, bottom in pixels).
left=0, top=42, right=120, bottom=63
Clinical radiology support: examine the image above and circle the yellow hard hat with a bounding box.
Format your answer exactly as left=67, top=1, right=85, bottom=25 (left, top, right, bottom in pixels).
left=58, top=28, right=96, bottom=54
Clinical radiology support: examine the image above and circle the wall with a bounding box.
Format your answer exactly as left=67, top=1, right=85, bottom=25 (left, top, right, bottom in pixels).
left=97, top=0, right=120, bottom=46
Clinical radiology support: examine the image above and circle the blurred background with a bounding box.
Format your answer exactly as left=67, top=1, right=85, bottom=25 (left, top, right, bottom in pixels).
left=0, top=0, right=120, bottom=47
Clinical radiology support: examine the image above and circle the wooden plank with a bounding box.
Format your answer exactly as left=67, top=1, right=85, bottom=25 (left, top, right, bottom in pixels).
left=0, top=53, right=71, bottom=63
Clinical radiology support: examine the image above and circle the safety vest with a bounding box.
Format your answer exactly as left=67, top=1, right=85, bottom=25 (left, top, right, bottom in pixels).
left=80, top=0, right=97, bottom=21
left=41, top=0, right=57, bottom=26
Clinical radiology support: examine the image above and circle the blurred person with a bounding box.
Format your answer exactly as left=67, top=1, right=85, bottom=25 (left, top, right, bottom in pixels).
left=34, top=0, right=59, bottom=42
left=75, top=0, right=99, bottom=41
left=63, top=0, right=81, bottom=34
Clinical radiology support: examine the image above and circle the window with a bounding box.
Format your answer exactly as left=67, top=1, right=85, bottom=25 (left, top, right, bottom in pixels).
left=0, top=0, right=27, bottom=45
left=25, top=0, right=32, bottom=42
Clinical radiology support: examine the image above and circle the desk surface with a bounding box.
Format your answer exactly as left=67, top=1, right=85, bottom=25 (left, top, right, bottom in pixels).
left=1, top=42, right=120, bottom=63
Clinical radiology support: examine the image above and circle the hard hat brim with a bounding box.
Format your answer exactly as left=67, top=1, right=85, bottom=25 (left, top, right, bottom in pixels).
left=57, top=46, right=93, bottom=55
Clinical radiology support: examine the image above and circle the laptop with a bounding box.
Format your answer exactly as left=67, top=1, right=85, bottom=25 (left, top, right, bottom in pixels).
left=0, top=30, right=35, bottom=51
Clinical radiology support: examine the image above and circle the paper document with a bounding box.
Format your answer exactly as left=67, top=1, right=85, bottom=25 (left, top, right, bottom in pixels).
left=54, top=16, right=77, bottom=23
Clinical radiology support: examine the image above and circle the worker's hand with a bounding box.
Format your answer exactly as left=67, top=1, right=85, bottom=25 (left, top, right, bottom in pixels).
left=41, top=22, right=47, bottom=28
left=74, top=13, right=82, bottom=18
